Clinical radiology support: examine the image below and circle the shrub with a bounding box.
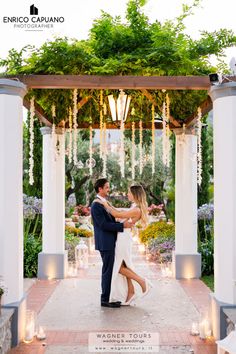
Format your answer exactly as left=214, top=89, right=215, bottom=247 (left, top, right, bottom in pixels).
left=147, top=236, right=175, bottom=263
left=199, top=237, right=214, bottom=276
left=65, top=232, right=82, bottom=261
left=139, top=221, right=175, bottom=244
left=65, top=225, right=93, bottom=238
left=74, top=205, right=91, bottom=216
left=24, top=234, right=42, bottom=278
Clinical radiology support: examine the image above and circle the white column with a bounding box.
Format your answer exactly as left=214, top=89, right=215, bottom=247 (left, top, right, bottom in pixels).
left=173, top=129, right=201, bottom=279
left=0, top=79, right=27, bottom=344
left=209, top=83, right=236, bottom=340
left=38, top=127, right=67, bottom=279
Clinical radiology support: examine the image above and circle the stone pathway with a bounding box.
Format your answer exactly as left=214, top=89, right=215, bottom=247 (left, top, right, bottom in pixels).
left=9, top=242, right=217, bottom=354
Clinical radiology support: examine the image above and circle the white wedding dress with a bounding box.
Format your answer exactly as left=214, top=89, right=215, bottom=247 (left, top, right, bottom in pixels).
left=109, top=204, right=141, bottom=303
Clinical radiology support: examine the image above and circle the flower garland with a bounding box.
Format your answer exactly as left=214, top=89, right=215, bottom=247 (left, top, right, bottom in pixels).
left=102, top=112, right=107, bottom=177
left=99, top=90, right=104, bottom=159
left=131, top=121, right=135, bottom=180
left=89, top=121, right=93, bottom=176
left=162, top=93, right=171, bottom=167
left=197, top=107, right=202, bottom=186
left=68, top=107, right=73, bottom=163
left=139, top=120, right=143, bottom=175
left=51, top=104, right=58, bottom=161
left=29, top=97, right=35, bottom=185
left=73, top=89, right=78, bottom=165
left=120, top=116, right=125, bottom=178
left=151, top=104, right=155, bottom=175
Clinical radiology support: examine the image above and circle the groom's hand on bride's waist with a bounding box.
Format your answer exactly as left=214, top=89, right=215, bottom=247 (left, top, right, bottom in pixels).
left=123, top=220, right=134, bottom=228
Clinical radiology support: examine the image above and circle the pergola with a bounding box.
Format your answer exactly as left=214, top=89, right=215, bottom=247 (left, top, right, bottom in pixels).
left=0, top=75, right=235, bottom=345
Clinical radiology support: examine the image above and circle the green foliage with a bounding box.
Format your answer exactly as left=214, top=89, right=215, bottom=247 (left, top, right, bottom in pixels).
left=1, top=1, right=236, bottom=125
left=65, top=232, right=82, bottom=261
left=139, top=221, right=175, bottom=244
left=198, top=237, right=214, bottom=276
left=24, top=235, right=42, bottom=278
left=198, top=117, right=210, bottom=207
left=201, top=274, right=214, bottom=291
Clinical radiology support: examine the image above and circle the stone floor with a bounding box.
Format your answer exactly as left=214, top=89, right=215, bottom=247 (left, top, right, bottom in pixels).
left=9, top=241, right=217, bottom=354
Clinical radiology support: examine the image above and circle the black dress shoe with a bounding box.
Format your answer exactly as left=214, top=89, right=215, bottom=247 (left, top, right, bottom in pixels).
left=101, top=301, right=121, bottom=308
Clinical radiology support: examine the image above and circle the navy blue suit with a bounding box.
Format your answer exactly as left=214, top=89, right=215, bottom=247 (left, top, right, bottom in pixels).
left=91, top=201, right=124, bottom=303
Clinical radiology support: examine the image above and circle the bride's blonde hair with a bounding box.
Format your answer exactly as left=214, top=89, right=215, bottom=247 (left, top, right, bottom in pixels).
left=130, top=185, right=148, bottom=228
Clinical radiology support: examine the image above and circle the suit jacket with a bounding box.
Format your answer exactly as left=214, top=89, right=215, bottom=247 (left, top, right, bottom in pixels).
left=91, top=202, right=124, bottom=251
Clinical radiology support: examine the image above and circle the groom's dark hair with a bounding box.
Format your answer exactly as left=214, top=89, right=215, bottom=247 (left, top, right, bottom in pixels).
left=94, top=178, right=109, bottom=193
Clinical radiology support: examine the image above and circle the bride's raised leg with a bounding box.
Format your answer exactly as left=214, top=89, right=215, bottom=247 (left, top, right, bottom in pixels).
left=119, top=263, right=146, bottom=293
left=126, top=278, right=135, bottom=302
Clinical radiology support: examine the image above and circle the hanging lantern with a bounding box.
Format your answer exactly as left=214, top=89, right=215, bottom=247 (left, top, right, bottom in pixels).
left=75, top=239, right=88, bottom=269
left=108, top=89, right=131, bottom=123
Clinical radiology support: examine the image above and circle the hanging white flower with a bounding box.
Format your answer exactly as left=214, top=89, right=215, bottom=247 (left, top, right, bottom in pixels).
left=120, top=118, right=125, bottom=178
left=131, top=121, right=136, bottom=180
left=73, top=89, right=78, bottom=165
left=89, top=122, right=93, bottom=176
left=162, top=94, right=171, bottom=167
left=139, top=120, right=143, bottom=175
left=100, top=90, right=104, bottom=159
left=197, top=107, right=202, bottom=186
left=29, top=97, right=35, bottom=185
left=151, top=104, right=155, bottom=175
left=102, top=120, right=107, bottom=177
left=68, top=107, right=73, bottom=163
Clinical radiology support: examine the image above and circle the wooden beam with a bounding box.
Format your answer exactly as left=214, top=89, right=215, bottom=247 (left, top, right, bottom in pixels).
left=23, top=98, right=52, bottom=127
left=2, top=75, right=211, bottom=90
left=185, top=96, right=213, bottom=127
left=142, top=89, right=181, bottom=127
left=74, top=122, right=170, bottom=130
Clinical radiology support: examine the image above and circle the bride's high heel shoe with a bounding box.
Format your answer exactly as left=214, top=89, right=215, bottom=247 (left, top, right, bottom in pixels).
left=140, top=278, right=153, bottom=299
left=122, top=293, right=137, bottom=306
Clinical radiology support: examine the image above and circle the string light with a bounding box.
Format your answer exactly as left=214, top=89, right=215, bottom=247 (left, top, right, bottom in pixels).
left=139, top=120, right=143, bottom=175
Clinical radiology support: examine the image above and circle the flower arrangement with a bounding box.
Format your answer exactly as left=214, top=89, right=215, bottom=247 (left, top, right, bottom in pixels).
left=65, top=225, right=93, bottom=238
left=140, top=221, right=175, bottom=244
left=74, top=205, right=91, bottom=217
left=148, top=204, right=164, bottom=216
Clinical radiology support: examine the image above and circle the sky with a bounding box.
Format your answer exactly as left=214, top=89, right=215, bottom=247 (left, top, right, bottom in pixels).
left=0, top=0, right=236, bottom=64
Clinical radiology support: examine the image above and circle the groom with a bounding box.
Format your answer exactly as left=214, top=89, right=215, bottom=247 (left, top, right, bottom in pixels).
left=91, top=178, right=133, bottom=308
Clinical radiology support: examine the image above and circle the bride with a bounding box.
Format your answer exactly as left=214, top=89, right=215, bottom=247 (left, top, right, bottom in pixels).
left=95, top=184, right=153, bottom=305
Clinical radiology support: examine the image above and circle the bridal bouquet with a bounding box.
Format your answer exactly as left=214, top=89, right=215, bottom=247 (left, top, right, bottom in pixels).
left=148, top=204, right=163, bottom=216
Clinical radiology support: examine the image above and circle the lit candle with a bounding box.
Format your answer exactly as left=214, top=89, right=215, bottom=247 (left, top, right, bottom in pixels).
left=191, top=322, right=199, bottom=336
left=205, top=319, right=211, bottom=337
left=37, top=326, right=46, bottom=340
left=199, top=320, right=206, bottom=339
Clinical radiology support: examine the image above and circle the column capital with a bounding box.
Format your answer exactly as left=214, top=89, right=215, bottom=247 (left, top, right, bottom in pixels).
left=40, top=126, right=65, bottom=135
left=0, top=79, right=27, bottom=98
left=173, top=127, right=197, bottom=136
left=209, top=82, right=236, bottom=102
